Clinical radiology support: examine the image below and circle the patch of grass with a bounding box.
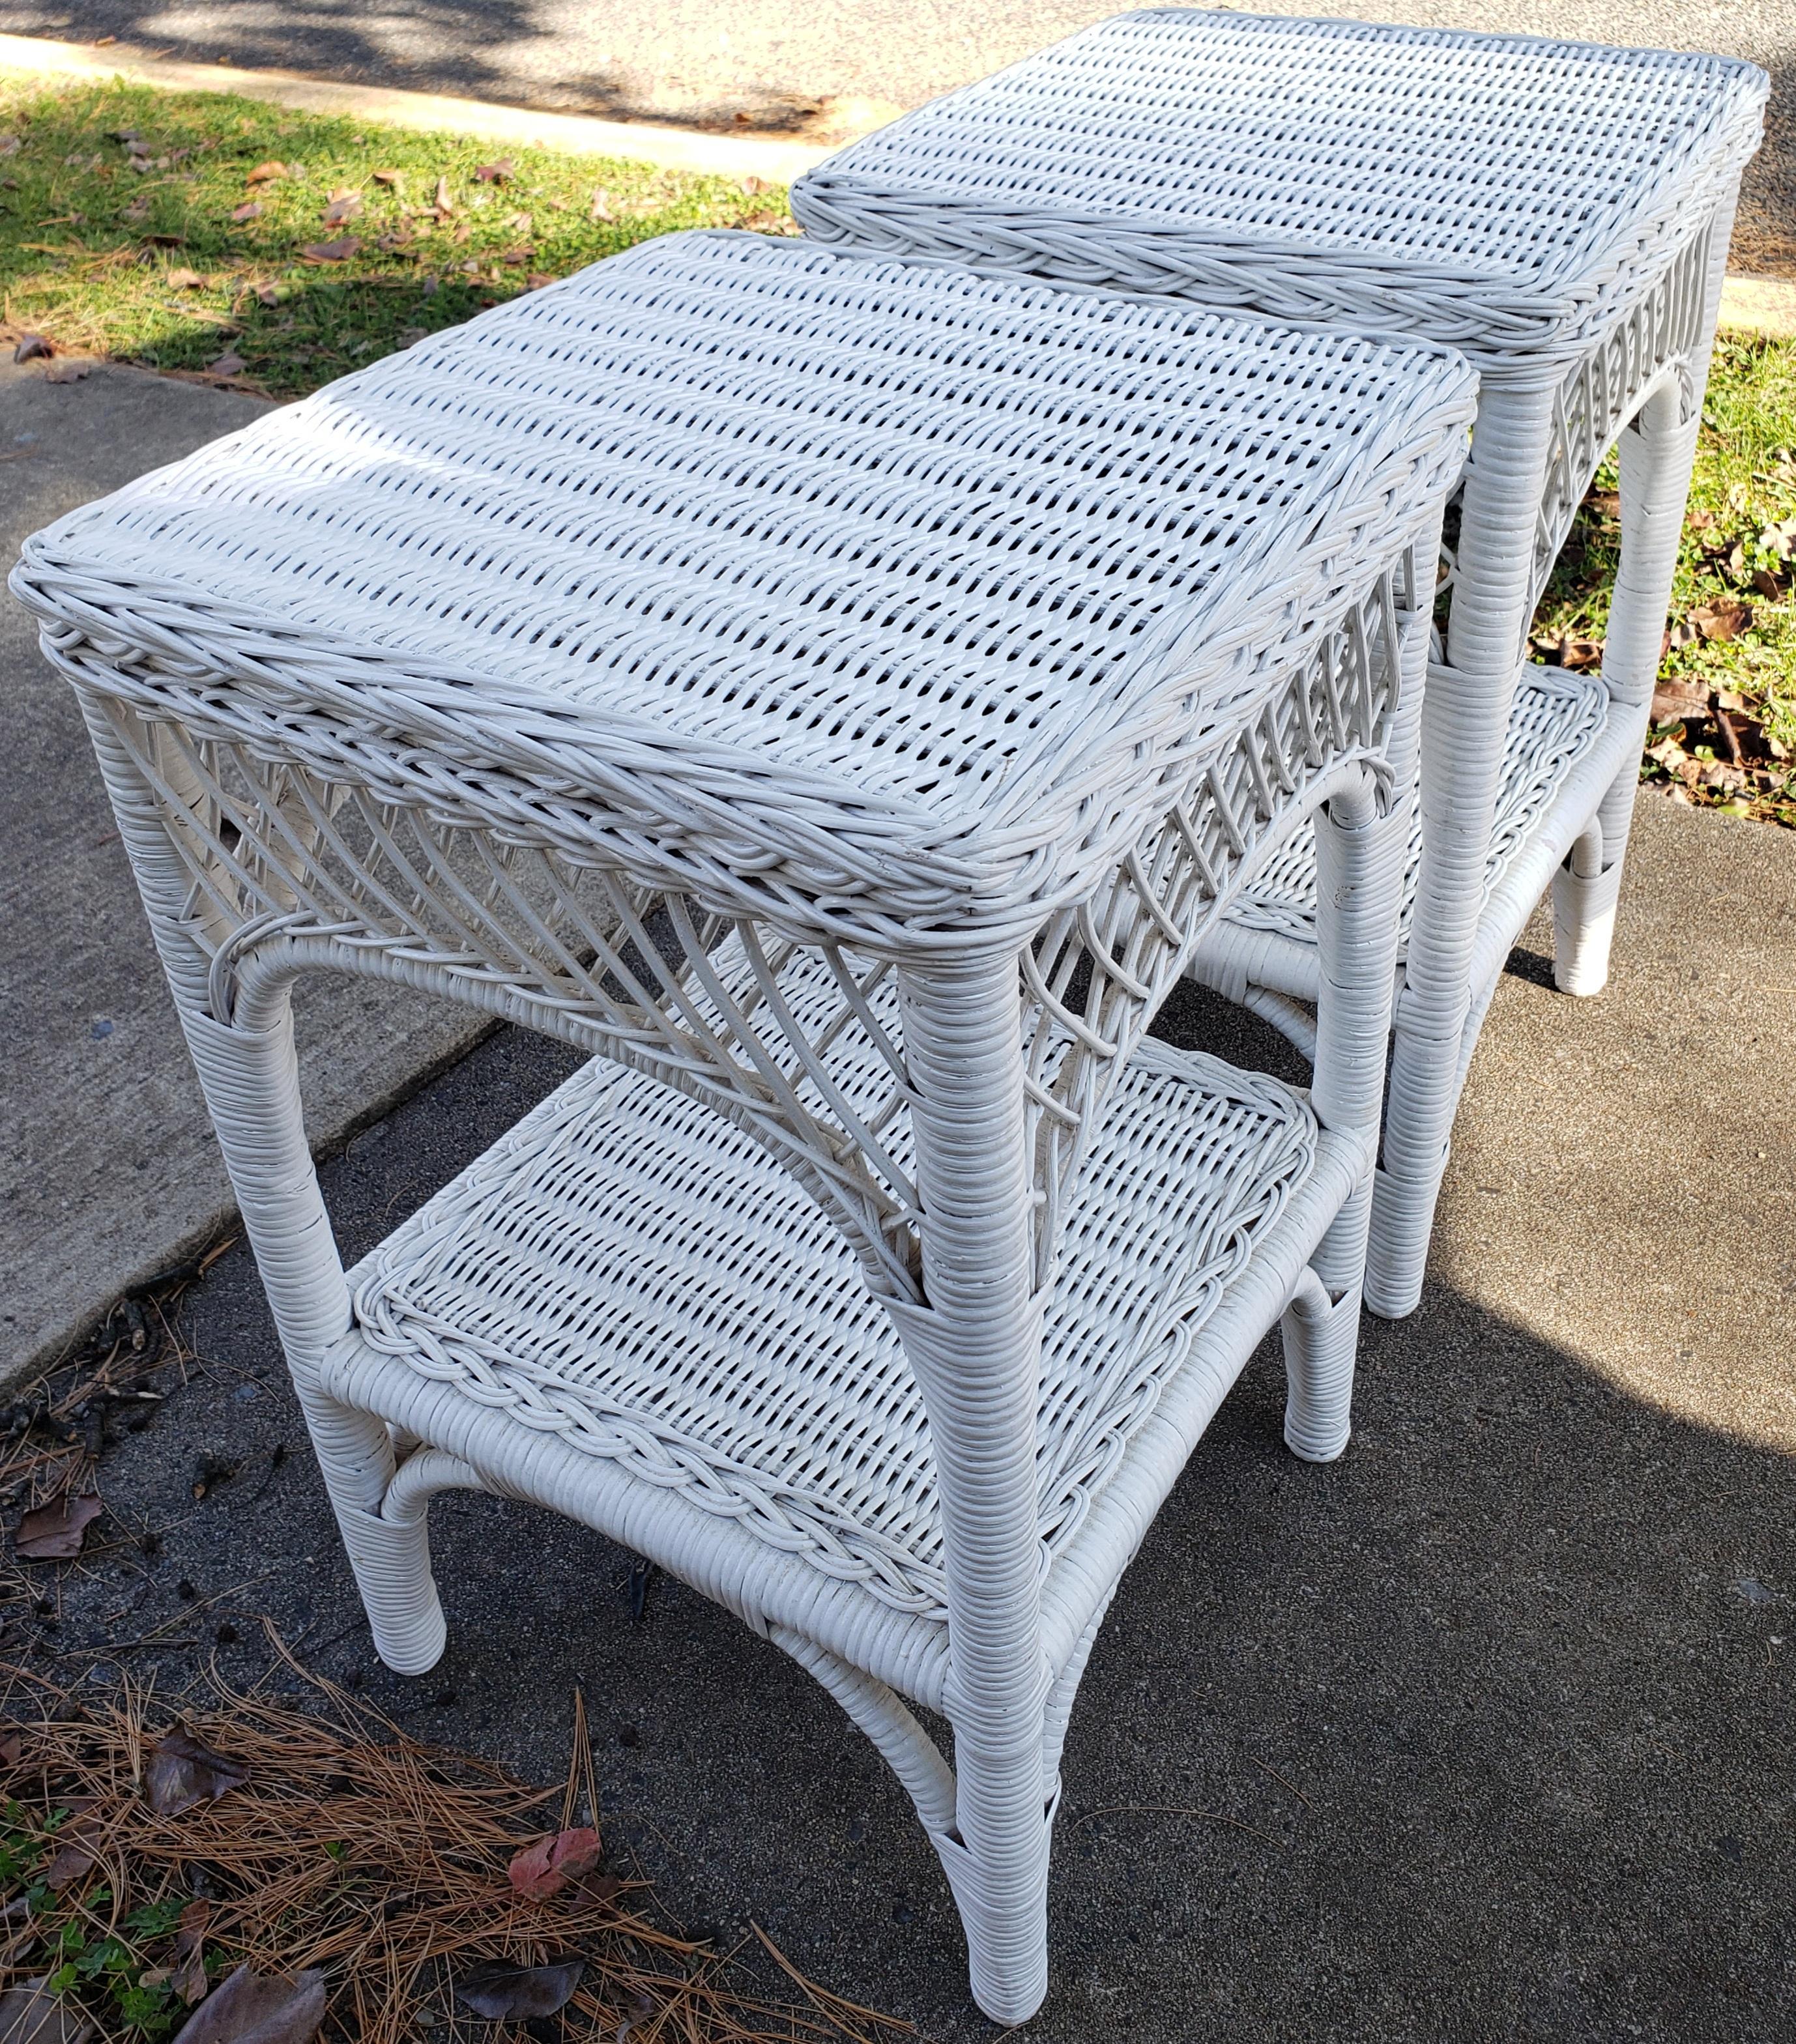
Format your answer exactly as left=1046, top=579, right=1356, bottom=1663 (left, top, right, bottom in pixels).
left=1533, top=332, right=1796, bottom=826
left=0, top=76, right=790, bottom=397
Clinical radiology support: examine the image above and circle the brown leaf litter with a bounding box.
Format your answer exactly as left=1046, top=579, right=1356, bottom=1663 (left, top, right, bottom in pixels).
left=167, top=1963, right=326, bottom=2044
left=12, top=1493, right=102, bottom=1561
left=0, top=1634, right=908, bottom=2044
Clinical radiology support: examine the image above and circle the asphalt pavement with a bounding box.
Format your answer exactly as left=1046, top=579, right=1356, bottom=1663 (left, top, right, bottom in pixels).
left=0, top=0, right=1791, bottom=266
left=21, top=791, right=1796, bottom=2042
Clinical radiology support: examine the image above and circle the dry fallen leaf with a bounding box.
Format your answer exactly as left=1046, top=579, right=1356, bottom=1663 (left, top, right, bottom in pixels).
left=209, top=352, right=246, bottom=377
left=14, top=1490, right=101, bottom=1557
left=244, top=160, right=286, bottom=186
left=0, top=1978, right=94, bottom=2043
left=43, top=1822, right=98, bottom=1891
left=433, top=173, right=456, bottom=215
left=319, top=192, right=362, bottom=226
left=0, top=136, right=20, bottom=158
left=167, top=1899, right=211, bottom=2006
left=454, top=1957, right=584, bottom=2021
left=299, top=238, right=360, bottom=263
left=166, top=266, right=205, bottom=289
left=1751, top=566, right=1784, bottom=602
left=12, top=332, right=54, bottom=363
left=371, top=167, right=404, bottom=188
left=44, top=358, right=94, bottom=384
left=231, top=200, right=263, bottom=223
left=255, top=283, right=281, bottom=308
left=0, top=1732, right=20, bottom=1768
left=1557, top=638, right=1602, bottom=672
left=168, top=1964, right=325, bottom=2044
left=508, top=1824, right=602, bottom=1900
left=1690, top=597, right=1752, bottom=642
left=1651, top=684, right=1706, bottom=726
left=474, top=157, right=514, bottom=183
left=143, top=1722, right=251, bottom=1815
left=119, top=195, right=151, bottom=223
left=589, top=188, right=613, bottom=222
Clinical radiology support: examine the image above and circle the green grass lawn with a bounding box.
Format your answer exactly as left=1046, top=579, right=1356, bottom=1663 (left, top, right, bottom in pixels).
left=0, top=76, right=791, bottom=394
left=3, top=73, right=1793, bottom=826
left=1533, top=331, right=1796, bottom=825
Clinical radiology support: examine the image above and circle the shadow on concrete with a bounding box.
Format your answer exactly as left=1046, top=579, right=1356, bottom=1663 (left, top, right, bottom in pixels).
left=24, top=961, right=1794, bottom=2043
left=0, top=0, right=867, bottom=135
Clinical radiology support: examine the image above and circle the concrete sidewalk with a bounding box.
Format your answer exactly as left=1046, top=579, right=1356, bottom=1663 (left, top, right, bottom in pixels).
left=25, top=790, right=1796, bottom=2041
left=0, top=357, right=488, bottom=1380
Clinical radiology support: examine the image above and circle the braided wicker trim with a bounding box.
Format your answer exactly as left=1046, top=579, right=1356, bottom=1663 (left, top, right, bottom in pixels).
left=11, top=231, right=1471, bottom=945
left=349, top=1020, right=1317, bottom=1620
left=792, top=9, right=1764, bottom=369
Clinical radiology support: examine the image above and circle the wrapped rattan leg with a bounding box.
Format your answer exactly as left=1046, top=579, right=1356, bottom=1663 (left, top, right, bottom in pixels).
left=1371, top=382, right=1561, bottom=1319
left=79, top=695, right=448, bottom=1674
left=179, top=1001, right=446, bottom=1675
left=1551, top=816, right=1622, bottom=997
left=1281, top=1267, right=1360, bottom=1463
left=1281, top=767, right=1402, bottom=1461
left=1554, top=383, right=1703, bottom=996
left=892, top=954, right=1052, bottom=2026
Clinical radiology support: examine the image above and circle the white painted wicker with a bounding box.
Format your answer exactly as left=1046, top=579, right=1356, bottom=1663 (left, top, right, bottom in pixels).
left=12, top=231, right=1473, bottom=2021
left=794, top=10, right=1767, bottom=1313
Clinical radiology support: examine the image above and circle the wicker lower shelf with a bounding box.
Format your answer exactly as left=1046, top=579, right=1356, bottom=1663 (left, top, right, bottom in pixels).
left=1224, top=666, right=1609, bottom=969
left=337, top=1036, right=1339, bottom=1630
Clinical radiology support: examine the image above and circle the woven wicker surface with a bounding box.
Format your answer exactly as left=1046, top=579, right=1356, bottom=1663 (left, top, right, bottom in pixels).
left=20, top=223, right=1455, bottom=2022
left=349, top=1003, right=1317, bottom=1624
left=1227, top=667, right=1608, bottom=951
left=792, top=8, right=1765, bottom=364
left=12, top=229, right=1473, bottom=945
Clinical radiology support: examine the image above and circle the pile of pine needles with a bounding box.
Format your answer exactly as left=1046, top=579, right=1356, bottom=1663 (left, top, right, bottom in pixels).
left=0, top=1631, right=906, bottom=2044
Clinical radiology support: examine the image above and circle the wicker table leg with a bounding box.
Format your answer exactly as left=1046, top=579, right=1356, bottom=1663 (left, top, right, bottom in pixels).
left=1369, top=382, right=1560, bottom=1318
left=1554, top=199, right=1735, bottom=994
left=890, top=953, right=1051, bottom=2023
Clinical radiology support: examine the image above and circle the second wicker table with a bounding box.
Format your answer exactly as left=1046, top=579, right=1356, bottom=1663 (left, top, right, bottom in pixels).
left=794, top=8, right=1768, bottom=1315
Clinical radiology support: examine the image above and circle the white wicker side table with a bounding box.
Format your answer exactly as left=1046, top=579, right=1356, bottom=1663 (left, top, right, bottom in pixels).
left=793, top=10, right=1767, bottom=1316
left=12, top=233, right=1472, bottom=2021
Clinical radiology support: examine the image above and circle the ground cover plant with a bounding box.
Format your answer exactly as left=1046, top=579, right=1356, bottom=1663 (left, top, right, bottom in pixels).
left=1531, top=332, right=1796, bottom=826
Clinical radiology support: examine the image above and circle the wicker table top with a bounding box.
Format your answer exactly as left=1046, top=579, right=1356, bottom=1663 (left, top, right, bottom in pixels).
left=12, top=229, right=1471, bottom=950
left=792, top=9, right=1767, bottom=367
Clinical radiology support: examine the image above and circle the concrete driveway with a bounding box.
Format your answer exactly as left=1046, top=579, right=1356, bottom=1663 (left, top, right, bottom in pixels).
left=1, top=0, right=1791, bottom=268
